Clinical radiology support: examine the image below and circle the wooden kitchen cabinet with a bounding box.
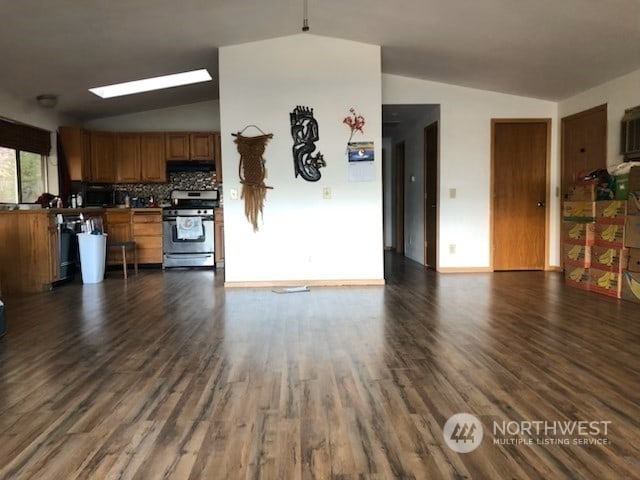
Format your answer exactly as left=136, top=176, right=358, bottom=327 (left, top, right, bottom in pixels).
left=166, top=132, right=217, bottom=162
left=165, top=133, right=190, bottom=160
left=214, top=208, right=224, bottom=267
left=190, top=133, right=215, bottom=160
left=0, top=211, right=63, bottom=294
left=48, top=215, right=60, bottom=283
left=90, top=131, right=116, bottom=182
left=132, top=209, right=162, bottom=264
left=104, top=210, right=132, bottom=265
left=59, top=126, right=92, bottom=181
left=140, top=133, right=166, bottom=182
left=115, top=133, right=141, bottom=183
left=114, top=133, right=166, bottom=183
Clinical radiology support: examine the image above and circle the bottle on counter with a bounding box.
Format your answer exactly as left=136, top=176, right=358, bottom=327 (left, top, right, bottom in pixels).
left=124, top=192, right=130, bottom=208
left=70, top=194, right=77, bottom=208
left=76, top=192, right=83, bottom=207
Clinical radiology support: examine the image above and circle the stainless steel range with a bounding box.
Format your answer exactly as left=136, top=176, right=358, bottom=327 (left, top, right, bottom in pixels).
left=162, top=190, right=219, bottom=268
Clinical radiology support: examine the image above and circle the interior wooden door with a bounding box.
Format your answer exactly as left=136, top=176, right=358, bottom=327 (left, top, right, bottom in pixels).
left=561, top=104, right=607, bottom=196
left=394, top=142, right=405, bottom=254
left=493, top=121, right=548, bottom=270
left=424, top=122, right=438, bottom=268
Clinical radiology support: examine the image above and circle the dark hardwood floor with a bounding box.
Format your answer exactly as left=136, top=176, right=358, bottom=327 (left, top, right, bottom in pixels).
left=0, top=254, right=638, bottom=479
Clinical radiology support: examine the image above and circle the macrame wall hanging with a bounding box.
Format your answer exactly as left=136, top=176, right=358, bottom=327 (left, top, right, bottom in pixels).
left=232, top=126, right=274, bottom=232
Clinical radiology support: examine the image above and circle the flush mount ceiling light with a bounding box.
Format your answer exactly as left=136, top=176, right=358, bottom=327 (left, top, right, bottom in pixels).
left=36, top=94, right=58, bottom=108
left=89, top=68, right=212, bottom=99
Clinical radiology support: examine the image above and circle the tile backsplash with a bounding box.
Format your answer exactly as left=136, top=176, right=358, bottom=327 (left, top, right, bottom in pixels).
left=113, top=171, right=220, bottom=205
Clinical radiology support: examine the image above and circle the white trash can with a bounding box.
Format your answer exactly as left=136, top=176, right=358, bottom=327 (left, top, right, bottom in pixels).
left=78, top=233, right=107, bottom=284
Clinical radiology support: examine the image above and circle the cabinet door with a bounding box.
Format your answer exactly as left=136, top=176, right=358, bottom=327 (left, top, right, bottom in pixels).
left=115, top=133, right=141, bottom=183
left=140, top=133, right=166, bottom=182
left=165, top=133, right=190, bottom=160
left=190, top=133, right=214, bottom=160
left=132, top=211, right=162, bottom=264
left=48, top=216, right=60, bottom=283
left=214, top=209, right=224, bottom=265
left=105, top=211, right=132, bottom=265
left=213, top=132, right=222, bottom=182
left=90, top=131, right=116, bottom=182
left=59, top=126, right=92, bottom=181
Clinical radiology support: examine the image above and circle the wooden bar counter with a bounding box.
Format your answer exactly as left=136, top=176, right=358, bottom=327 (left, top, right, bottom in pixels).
left=0, top=208, right=104, bottom=295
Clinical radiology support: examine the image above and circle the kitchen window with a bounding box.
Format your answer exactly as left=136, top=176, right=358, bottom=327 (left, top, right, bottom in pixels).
left=0, top=147, right=47, bottom=203
left=0, top=118, right=51, bottom=203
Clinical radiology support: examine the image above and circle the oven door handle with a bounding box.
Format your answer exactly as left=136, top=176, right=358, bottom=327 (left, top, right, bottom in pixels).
left=164, top=254, right=213, bottom=259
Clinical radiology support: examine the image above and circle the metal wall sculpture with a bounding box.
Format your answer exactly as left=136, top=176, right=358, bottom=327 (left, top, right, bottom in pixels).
left=290, top=106, right=326, bottom=182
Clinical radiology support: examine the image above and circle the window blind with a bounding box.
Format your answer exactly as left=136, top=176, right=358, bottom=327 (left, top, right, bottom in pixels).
left=0, top=118, right=51, bottom=155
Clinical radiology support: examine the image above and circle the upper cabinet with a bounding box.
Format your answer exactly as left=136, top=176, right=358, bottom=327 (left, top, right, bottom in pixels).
left=90, top=131, right=116, bottom=183
left=115, top=133, right=166, bottom=183
left=58, top=128, right=220, bottom=183
left=140, top=133, right=166, bottom=183
left=166, top=132, right=216, bottom=161
left=115, top=133, right=141, bottom=183
left=59, top=126, right=92, bottom=182
left=165, top=133, right=190, bottom=161
left=190, top=133, right=215, bottom=160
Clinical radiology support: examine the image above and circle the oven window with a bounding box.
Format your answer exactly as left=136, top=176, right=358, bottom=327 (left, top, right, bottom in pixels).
left=171, top=224, right=205, bottom=242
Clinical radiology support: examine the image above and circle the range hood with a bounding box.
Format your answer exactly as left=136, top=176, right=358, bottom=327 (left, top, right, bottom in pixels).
left=166, top=160, right=214, bottom=173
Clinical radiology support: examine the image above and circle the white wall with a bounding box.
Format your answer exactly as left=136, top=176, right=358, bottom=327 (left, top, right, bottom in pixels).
left=558, top=68, right=640, bottom=167
left=219, top=34, right=383, bottom=284
left=0, top=88, right=76, bottom=196
left=382, top=74, right=559, bottom=269
left=84, top=100, right=220, bottom=132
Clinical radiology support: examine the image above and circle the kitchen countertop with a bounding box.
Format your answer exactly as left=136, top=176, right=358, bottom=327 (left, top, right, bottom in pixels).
left=0, top=207, right=166, bottom=215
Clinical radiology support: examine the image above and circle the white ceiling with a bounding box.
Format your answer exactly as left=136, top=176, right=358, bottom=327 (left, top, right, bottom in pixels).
left=2, top=0, right=639, bottom=121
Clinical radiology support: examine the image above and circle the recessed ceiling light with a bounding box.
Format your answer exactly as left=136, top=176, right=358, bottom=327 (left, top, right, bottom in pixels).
left=89, top=69, right=212, bottom=99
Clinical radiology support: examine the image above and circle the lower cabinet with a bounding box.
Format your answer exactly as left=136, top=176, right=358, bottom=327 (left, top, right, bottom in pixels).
left=105, top=209, right=162, bottom=265
left=132, top=210, right=162, bottom=264
left=104, top=210, right=132, bottom=265
left=214, top=209, right=224, bottom=267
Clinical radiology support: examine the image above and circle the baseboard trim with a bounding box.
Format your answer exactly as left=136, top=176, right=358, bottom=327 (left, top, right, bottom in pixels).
left=546, top=266, right=562, bottom=272
left=437, top=267, right=493, bottom=273
left=224, top=279, right=386, bottom=288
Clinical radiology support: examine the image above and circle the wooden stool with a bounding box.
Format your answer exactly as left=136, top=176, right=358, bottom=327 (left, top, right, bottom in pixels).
left=107, top=241, right=138, bottom=279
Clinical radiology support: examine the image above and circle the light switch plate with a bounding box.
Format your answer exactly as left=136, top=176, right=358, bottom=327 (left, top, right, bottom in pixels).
left=229, top=188, right=238, bottom=200
left=323, top=187, right=331, bottom=199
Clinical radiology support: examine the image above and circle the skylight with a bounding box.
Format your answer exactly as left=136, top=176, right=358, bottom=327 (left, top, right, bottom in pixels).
left=89, top=69, right=212, bottom=99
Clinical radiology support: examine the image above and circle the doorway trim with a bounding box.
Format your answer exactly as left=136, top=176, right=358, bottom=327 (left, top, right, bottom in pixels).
left=394, top=141, right=405, bottom=254
left=490, top=118, right=552, bottom=271
left=423, top=121, right=438, bottom=269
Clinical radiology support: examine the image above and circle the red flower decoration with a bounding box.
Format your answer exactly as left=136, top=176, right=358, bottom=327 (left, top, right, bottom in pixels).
left=343, top=108, right=365, bottom=144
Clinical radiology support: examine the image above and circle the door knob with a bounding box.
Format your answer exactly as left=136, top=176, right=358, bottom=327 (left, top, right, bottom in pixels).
left=537, top=202, right=545, bottom=207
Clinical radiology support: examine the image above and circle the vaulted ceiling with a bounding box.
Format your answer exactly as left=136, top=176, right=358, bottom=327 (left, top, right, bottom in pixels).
left=2, top=0, right=639, bottom=121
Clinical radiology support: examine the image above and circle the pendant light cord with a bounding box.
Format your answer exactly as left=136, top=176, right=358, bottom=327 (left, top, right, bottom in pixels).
left=302, top=0, right=309, bottom=32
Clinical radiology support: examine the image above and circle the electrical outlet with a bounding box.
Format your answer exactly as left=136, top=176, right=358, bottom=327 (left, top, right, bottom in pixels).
left=409, top=235, right=413, bottom=245
left=229, top=188, right=238, bottom=200
left=323, top=187, right=331, bottom=199
left=449, top=188, right=456, bottom=199
left=449, top=244, right=456, bottom=254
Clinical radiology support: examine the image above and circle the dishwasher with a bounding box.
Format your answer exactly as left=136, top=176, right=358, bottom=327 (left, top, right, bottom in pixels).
left=55, top=213, right=83, bottom=283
